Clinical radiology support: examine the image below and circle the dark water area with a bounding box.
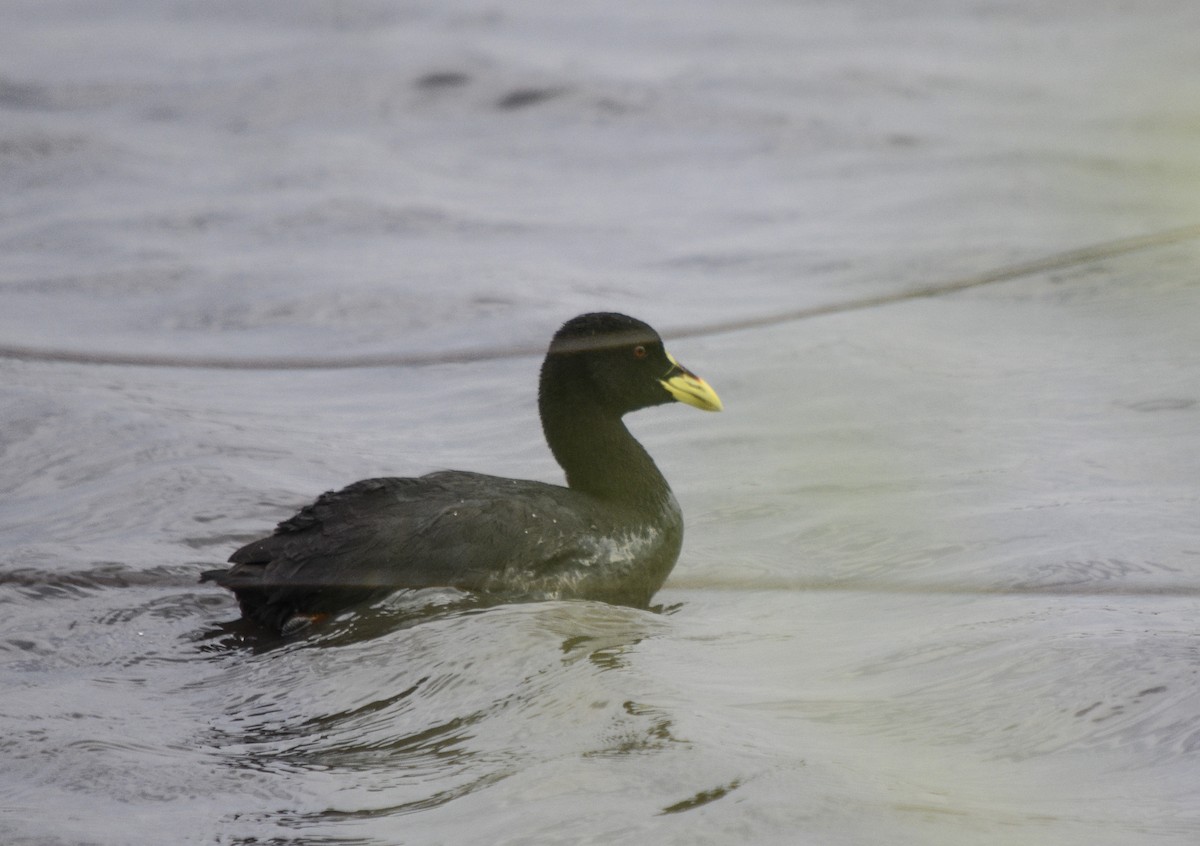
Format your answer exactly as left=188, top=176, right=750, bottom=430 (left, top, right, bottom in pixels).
left=3, top=1, right=1200, bottom=844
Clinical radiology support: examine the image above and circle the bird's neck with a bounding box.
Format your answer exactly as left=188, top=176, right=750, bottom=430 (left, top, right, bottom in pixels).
left=540, top=396, right=672, bottom=511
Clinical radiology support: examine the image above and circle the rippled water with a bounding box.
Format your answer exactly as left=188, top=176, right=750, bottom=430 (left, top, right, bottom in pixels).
left=3, top=1, right=1200, bottom=844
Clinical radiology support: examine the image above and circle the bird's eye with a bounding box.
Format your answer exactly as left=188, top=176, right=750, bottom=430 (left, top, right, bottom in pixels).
left=633, top=345, right=647, bottom=359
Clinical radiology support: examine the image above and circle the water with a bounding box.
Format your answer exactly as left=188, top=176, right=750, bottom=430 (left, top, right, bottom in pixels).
left=2, top=1, right=1199, bottom=844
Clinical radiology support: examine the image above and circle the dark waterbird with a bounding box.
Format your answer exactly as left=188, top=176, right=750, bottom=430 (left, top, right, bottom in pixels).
left=201, top=313, right=722, bottom=633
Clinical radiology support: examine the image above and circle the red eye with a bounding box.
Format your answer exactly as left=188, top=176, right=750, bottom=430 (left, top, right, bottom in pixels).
left=633, top=345, right=647, bottom=359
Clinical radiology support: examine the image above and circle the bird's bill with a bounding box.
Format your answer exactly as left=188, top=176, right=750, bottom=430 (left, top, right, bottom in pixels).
left=660, top=353, right=723, bottom=412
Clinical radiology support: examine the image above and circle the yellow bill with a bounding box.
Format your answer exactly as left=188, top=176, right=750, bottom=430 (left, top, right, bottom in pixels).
left=660, top=352, right=723, bottom=412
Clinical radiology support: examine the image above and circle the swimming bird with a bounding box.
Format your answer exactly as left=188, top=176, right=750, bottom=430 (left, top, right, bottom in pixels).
left=201, top=312, right=722, bottom=633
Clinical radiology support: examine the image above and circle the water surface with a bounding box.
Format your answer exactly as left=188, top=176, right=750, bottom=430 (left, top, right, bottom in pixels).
left=2, top=1, right=1199, bottom=844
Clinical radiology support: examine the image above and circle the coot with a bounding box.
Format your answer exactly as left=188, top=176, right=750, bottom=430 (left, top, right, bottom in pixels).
left=201, top=312, right=722, bottom=633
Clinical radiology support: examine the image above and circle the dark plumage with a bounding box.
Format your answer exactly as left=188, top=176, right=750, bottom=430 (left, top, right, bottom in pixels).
left=201, top=312, right=722, bottom=633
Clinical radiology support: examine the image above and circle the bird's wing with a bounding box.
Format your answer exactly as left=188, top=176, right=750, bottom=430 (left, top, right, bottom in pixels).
left=225, top=473, right=599, bottom=593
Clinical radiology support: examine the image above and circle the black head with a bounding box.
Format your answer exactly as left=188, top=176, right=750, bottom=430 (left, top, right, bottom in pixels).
left=540, top=313, right=721, bottom=417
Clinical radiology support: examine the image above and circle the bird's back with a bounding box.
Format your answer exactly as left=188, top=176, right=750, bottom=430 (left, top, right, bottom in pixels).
left=202, top=470, right=682, bottom=630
